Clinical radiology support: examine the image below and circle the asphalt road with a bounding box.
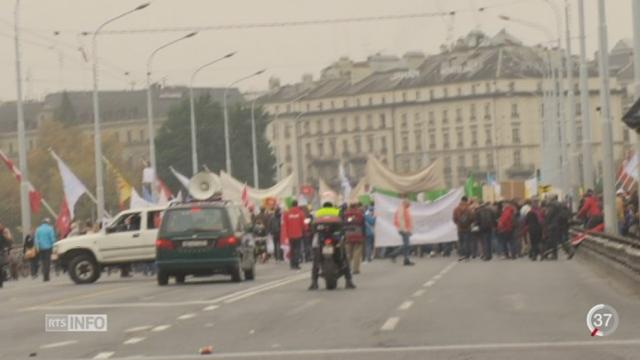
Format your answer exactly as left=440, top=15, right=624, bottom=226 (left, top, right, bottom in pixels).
left=1, top=255, right=639, bottom=360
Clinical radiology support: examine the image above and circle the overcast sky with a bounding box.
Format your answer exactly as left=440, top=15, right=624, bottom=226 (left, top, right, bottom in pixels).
left=0, top=0, right=634, bottom=101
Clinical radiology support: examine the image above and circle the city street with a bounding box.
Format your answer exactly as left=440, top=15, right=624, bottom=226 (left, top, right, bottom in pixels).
left=1, top=256, right=639, bottom=360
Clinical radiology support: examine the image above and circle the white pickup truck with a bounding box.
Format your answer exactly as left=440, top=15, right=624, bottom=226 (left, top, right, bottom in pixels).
left=53, top=206, right=165, bottom=284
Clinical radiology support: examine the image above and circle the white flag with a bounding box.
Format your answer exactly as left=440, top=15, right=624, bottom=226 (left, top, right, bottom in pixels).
left=130, top=188, right=154, bottom=208
left=51, top=151, right=88, bottom=219
left=623, top=152, right=639, bottom=181
left=339, top=163, right=352, bottom=202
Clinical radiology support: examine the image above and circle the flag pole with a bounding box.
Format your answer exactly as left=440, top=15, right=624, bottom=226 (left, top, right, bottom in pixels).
left=40, top=198, right=58, bottom=218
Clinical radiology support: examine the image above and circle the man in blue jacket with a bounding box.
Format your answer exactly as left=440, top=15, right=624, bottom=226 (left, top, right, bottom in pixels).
left=35, top=218, right=56, bottom=282
left=364, top=203, right=376, bottom=262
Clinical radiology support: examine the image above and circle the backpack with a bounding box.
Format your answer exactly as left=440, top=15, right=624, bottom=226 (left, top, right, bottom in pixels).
left=459, top=208, right=473, bottom=228
left=477, top=207, right=495, bottom=231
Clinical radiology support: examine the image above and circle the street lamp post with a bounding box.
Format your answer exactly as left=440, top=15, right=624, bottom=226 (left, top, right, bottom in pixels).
left=14, top=0, right=30, bottom=237
left=597, top=0, right=618, bottom=234
left=565, top=0, right=580, bottom=210
left=223, top=70, right=265, bottom=176
left=146, top=32, right=198, bottom=175
left=250, top=97, right=260, bottom=188
left=188, top=52, right=236, bottom=175
left=578, top=0, right=594, bottom=191
left=91, top=2, right=150, bottom=223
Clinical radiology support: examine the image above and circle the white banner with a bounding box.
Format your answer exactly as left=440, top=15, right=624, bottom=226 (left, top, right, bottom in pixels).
left=374, top=189, right=463, bottom=246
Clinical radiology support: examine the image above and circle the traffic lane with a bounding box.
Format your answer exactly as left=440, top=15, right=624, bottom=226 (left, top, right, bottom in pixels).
left=0, top=263, right=301, bottom=360
left=397, top=257, right=640, bottom=348
left=111, top=258, right=455, bottom=358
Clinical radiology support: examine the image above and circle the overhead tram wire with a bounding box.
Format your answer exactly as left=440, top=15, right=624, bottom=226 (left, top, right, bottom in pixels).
left=11, top=0, right=530, bottom=36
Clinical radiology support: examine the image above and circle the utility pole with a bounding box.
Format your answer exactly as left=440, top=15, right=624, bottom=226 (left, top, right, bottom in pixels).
left=578, top=0, right=594, bottom=191
left=597, top=0, right=618, bottom=234
left=632, top=0, right=640, bottom=218
left=565, top=0, right=579, bottom=210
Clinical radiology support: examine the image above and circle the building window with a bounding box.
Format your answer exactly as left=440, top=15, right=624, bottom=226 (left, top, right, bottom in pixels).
left=342, top=139, right=349, bottom=154
left=286, top=104, right=291, bottom=113
left=537, top=82, right=543, bottom=92
left=402, top=92, right=407, bottom=102
left=442, top=109, right=449, bottom=124
left=354, top=115, right=361, bottom=131
left=380, top=136, right=387, bottom=151
left=343, top=99, right=348, bottom=108
left=470, top=104, right=477, bottom=121
left=485, top=127, right=492, bottom=145
left=275, top=105, right=280, bottom=114
left=485, top=82, right=491, bottom=93
left=331, top=101, right=335, bottom=109
left=486, top=152, right=494, bottom=168
left=381, top=96, right=386, bottom=104
left=443, top=88, right=448, bottom=98
left=471, top=84, right=477, bottom=95
left=414, top=113, right=421, bottom=128
left=318, top=102, right=323, bottom=111
left=368, top=97, right=373, bottom=106
left=576, top=102, right=582, bottom=116
left=379, top=114, right=386, bottom=128
left=305, top=143, right=312, bottom=156
left=456, top=129, right=464, bottom=148
left=458, top=154, right=466, bottom=174
left=329, top=138, right=336, bottom=156
left=511, top=103, right=519, bottom=118
left=429, top=89, right=434, bottom=100
left=514, top=150, right=522, bottom=166
left=401, top=133, right=409, bottom=152
left=484, top=103, right=491, bottom=120
left=127, top=130, right=132, bottom=144
left=508, top=81, right=515, bottom=92
left=317, top=141, right=324, bottom=156
left=285, top=125, right=291, bottom=138
left=577, top=126, right=583, bottom=143
left=415, top=131, right=422, bottom=151
left=472, top=153, right=480, bottom=168
left=329, top=118, right=335, bottom=133
left=367, top=135, right=374, bottom=152
left=306, top=103, right=310, bottom=111
left=356, top=98, right=361, bottom=107
left=416, top=90, right=421, bottom=100
left=512, top=126, right=521, bottom=144
left=443, top=132, right=450, bottom=149
left=341, top=117, right=348, bottom=132
left=366, top=114, right=373, bottom=129
left=285, top=145, right=292, bottom=160
left=139, top=129, right=145, bottom=142
left=428, top=111, right=435, bottom=126
left=303, top=121, right=310, bottom=135
left=457, top=87, right=462, bottom=96
left=355, top=136, right=362, bottom=153
left=456, top=108, right=462, bottom=123
left=471, top=128, right=478, bottom=147
left=401, top=114, right=408, bottom=129
left=429, top=132, right=436, bottom=149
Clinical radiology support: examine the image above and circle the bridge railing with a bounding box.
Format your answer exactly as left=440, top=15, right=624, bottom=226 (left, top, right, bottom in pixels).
left=570, top=227, right=640, bottom=276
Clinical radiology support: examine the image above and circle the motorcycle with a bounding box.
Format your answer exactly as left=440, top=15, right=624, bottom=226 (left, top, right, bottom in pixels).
left=314, top=218, right=346, bottom=290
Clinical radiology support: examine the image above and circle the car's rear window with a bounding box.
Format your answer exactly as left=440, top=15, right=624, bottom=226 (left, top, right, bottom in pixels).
left=160, top=207, right=231, bottom=235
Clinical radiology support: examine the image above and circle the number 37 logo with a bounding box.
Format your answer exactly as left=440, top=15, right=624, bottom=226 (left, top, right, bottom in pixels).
left=586, top=304, right=619, bottom=337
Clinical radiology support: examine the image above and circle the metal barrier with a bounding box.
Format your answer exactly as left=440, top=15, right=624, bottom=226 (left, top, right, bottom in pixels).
left=570, top=228, right=640, bottom=276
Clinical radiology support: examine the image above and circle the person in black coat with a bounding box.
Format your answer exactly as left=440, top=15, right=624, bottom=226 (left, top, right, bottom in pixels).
left=23, top=231, right=38, bottom=278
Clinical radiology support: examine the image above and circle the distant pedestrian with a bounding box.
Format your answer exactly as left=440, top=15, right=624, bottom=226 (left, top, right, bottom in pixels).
left=497, top=201, right=517, bottom=259
left=344, top=203, right=365, bottom=274
left=364, top=203, right=376, bottom=262
left=389, top=195, right=415, bottom=266
left=35, top=218, right=56, bottom=282
left=283, top=200, right=306, bottom=270
left=475, top=202, right=496, bottom=261
left=525, top=199, right=544, bottom=261
left=453, top=196, right=473, bottom=261
left=23, top=229, right=39, bottom=278
left=0, top=223, right=14, bottom=288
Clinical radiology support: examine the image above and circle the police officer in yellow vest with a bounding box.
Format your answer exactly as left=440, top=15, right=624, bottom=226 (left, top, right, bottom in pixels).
left=309, top=200, right=356, bottom=290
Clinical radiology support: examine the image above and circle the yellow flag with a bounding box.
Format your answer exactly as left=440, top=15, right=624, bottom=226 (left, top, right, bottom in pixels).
left=104, top=157, right=132, bottom=209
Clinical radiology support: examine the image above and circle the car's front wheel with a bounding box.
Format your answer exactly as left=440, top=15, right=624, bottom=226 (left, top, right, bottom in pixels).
left=175, top=274, right=186, bottom=284
left=68, top=254, right=100, bottom=284
left=157, top=270, right=169, bottom=286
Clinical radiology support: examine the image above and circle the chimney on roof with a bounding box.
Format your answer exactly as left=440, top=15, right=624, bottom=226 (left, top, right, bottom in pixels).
left=269, top=77, right=281, bottom=90
left=302, top=73, right=313, bottom=89
left=403, top=51, right=426, bottom=70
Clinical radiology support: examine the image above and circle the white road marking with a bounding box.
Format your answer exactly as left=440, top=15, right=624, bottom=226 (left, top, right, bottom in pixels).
left=92, top=352, right=115, bottom=359
left=433, top=274, right=442, bottom=280
left=249, top=329, right=255, bottom=335
left=24, top=273, right=308, bottom=311
left=423, top=280, right=435, bottom=287
left=203, top=305, right=219, bottom=311
left=412, top=289, right=426, bottom=297
left=204, top=323, right=214, bottom=328
left=113, top=339, right=640, bottom=358
left=223, top=274, right=308, bottom=304
left=380, top=317, right=400, bottom=331
left=125, top=325, right=153, bottom=333
left=286, top=299, right=321, bottom=316
left=398, top=300, right=413, bottom=311
left=40, top=340, right=78, bottom=349
left=177, top=313, right=196, bottom=320
left=151, top=325, right=171, bottom=332
left=123, top=337, right=146, bottom=345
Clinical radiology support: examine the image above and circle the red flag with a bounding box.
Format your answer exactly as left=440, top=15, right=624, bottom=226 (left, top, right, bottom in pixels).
left=55, top=199, right=72, bottom=238
left=0, top=149, right=42, bottom=214
left=241, top=185, right=250, bottom=209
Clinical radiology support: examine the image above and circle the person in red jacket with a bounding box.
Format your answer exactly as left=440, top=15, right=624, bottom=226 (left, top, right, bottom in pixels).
left=497, top=201, right=517, bottom=259
left=343, top=203, right=365, bottom=274
left=283, top=200, right=306, bottom=269
left=577, top=190, right=602, bottom=227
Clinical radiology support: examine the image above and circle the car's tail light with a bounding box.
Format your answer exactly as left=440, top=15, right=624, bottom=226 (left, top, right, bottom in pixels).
left=156, top=239, right=174, bottom=250
left=216, top=236, right=238, bottom=248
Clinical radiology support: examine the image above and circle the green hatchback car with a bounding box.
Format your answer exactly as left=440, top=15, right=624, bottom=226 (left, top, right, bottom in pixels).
left=155, top=201, right=256, bottom=285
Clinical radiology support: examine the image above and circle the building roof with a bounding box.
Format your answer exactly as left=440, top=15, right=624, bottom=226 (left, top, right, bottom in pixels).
left=261, top=30, right=592, bottom=104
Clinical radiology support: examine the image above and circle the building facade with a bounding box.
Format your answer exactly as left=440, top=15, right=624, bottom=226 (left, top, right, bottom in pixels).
left=262, top=30, right=630, bottom=192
